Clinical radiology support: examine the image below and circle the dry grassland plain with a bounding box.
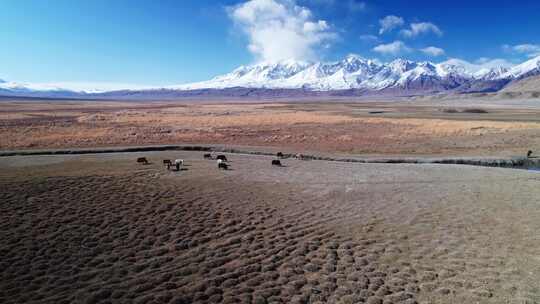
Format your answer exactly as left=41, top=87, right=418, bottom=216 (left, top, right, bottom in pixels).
left=1, top=100, right=539, bottom=156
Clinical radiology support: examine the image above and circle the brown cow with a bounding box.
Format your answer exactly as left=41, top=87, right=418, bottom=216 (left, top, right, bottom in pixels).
left=163, top=159, right=172, bottom=170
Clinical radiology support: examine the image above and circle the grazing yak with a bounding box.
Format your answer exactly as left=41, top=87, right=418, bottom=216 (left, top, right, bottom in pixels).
left=173, top=159, right=183, bottom=171
left=137, top=157, right=149, bottom=165
left=277, top=152, right=284, bottom=158
left=216, top=155, right=228, bottom=162
left=528, top=150, right=533, bottom=158
left=272, top=159, right=282, bottom=166
left=163, top=159, right=172, bottom=170
left=203, top=153, right=212, bottom=159
left=218, top=162, right=229, bottom=170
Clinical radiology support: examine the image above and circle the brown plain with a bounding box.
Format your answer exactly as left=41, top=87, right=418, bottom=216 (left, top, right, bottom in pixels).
left=1, top=100, right=540, bottom=156
left=1, top=151, right=540, bottom=304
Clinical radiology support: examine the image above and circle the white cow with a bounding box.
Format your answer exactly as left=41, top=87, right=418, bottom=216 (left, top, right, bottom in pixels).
left=172, top=159, right=184, bottom=171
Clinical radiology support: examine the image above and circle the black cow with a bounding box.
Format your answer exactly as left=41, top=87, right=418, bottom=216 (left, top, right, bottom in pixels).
left=277, top=152, right=284, bottom=158
left=528, top=150, right=533, bottom=158
left=137, top=157, right=149, bottom=165
left=272, top=159, right=282, bottom=166
left=216, top=155, right=228, bottom=162
left=203, top=153, right=212, bottom=159
left=218, top=162, right=229, bottom=170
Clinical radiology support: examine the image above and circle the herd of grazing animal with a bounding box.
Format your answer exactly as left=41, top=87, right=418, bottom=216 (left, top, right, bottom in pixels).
left=140, top=150, right=536, bottom=171
left=137, top=151, right=293, bottom=171
left=161, top=159, right=183, bottom=171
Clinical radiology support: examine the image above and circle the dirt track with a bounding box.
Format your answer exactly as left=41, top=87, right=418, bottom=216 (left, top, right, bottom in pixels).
left=1, top=151, right=540, bottom=303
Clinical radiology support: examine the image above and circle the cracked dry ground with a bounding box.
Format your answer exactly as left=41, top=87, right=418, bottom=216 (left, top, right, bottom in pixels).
left=1, top=156, right=540, bottom=304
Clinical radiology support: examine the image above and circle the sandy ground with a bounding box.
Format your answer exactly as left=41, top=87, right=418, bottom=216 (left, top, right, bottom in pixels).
left=1, top=151, right=540, bottom=304
left=1, top=100, right=540, bottom=157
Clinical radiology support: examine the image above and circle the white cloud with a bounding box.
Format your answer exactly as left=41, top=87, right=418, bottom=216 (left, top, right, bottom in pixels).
left=229, top=0, right=337, bottom=62
left=373, top=41, right=411, bottom=55
left=359, top=34, right=379, bottom=43
left=502, top=43, right=540, bottom=58
left=401, top=22, right=442, bottom=38
left=420, top=46, right=445, bottom=57
left=378, top=15, right=404, bottom=35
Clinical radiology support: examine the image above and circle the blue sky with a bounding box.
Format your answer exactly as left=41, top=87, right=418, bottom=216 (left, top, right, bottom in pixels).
left=1, top=0, right=539, bottom=87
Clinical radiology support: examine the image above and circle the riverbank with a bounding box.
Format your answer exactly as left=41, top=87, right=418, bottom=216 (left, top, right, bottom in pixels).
left=2, top=144, right=539, bottom=170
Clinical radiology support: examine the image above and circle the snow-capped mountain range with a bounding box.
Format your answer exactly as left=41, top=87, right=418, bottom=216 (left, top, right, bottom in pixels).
left=1, top=55, right=540, bottom=99
left=173, top=55, right=540, bottom=92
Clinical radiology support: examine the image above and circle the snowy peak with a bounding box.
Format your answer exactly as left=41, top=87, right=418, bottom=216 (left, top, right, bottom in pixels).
left=436, top=59, right=474, bottom=77
left=475, top=66, right=509, bottom=80
left=389, top=59, right=417, bottom=73
left=503, top=55, right=540, bottom=79
left=338, top=55, right=378, bottom=72
left=204, top=59, right=314, bottom=89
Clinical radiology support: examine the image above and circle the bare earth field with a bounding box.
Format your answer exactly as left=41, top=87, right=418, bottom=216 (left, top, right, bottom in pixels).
left=1, top=99, right=540, bottom=303
left=1, top=99, right=540, bottom=156
left=1, top=151, right=540, bottom=304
